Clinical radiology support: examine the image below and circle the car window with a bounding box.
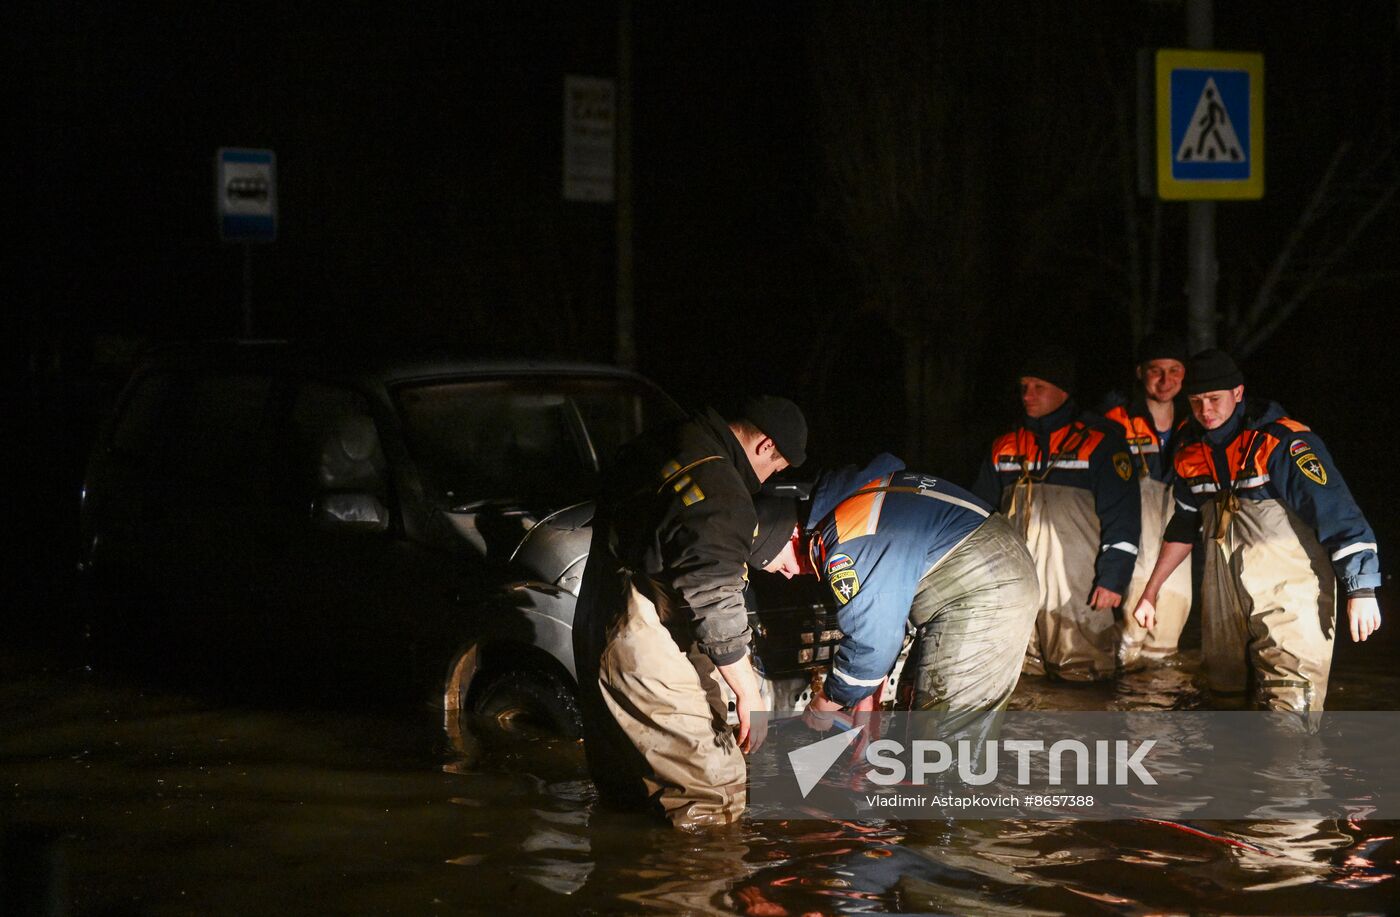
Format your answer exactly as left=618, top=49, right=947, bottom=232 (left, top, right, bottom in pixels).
left=288, top=382, right=388, bottom=497
left=395, top=376, right=677, bottom=510
left=111, top=371, right=274, bottom=488
left=111, top=372, right=181, bottom=461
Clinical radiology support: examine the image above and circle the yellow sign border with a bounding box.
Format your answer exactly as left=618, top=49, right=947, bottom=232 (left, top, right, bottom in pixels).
left=1156, top=49, right=1265, bottom=201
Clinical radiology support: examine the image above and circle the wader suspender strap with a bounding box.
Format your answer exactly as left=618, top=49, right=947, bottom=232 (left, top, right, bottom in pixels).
left=806, top=481, right=951, bottom=572
left=1008, top=423, right=1093, bottom=536
left=1136, top=422, right=1153, bottom=480
left=1212, top=430, right=1263, bottom=544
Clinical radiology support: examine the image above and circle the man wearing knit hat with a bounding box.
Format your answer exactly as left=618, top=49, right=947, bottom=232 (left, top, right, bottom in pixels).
left=971, top=345, right=1141, bottom=681
left=750, top=454, right=1039, bottom=724
left=1132, top=349, right=1381, bottom=711
left=573, top=394, right=807, bottom=828
left=1100, top=331, right=1193, bottom=667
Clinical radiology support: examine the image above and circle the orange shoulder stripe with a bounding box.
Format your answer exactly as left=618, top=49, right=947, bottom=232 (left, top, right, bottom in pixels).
left=834, top=475, right=890, bottom=543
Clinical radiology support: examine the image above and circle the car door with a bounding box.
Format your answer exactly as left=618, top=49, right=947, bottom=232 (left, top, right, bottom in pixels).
left=257, top=378, right=460, bottom=697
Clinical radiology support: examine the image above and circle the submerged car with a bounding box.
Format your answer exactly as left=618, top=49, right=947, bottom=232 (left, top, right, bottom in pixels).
left=79, top=342, right=877, bottom=735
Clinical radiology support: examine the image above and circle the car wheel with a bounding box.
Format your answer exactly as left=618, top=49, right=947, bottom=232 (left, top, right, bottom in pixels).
left=472, top=668, right=582, bottom=738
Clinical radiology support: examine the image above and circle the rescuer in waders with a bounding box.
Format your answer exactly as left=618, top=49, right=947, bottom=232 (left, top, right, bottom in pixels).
left=751, top=454, right=1039, bottom=725
left=572, top=395, right=807, bottom=828
left=1132, top=349, right=1381, bottom=711
left=972, top=346, right=1141, bottom=681
left=1099, top=330, right=1194, bottom=668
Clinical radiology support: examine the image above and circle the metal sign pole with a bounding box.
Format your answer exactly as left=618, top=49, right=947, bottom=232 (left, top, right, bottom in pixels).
left=242, top=243, right=253, bottom=338
left=1185, top=0, right=1218, bottom=352
left=615, top=0, right=636, bottom=369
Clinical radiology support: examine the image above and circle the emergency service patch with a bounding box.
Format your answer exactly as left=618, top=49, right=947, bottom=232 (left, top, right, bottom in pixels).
left=1113, top=452, right=1133, bottom=481
left=1290, top=439, right=1311, bottom=457
left=1296, top=452, right=1328, bottom=486
left=830, top=568, right=860, bottom=605
left=826, top=553, right=855, bottom=575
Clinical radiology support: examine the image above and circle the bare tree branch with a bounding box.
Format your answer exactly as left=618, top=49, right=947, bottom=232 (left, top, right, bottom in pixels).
left=1238, top=141, right=1351, bottom=337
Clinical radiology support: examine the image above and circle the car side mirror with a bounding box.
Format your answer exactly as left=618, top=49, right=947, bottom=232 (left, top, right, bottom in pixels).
left=311, top=492, right=389, bottom=533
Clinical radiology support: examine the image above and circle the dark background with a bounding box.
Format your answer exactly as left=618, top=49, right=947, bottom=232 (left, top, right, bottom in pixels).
left=9, top=1, right=1399, bottom=642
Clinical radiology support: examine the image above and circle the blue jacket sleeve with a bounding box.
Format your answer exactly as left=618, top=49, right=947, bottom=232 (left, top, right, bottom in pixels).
left=825, top=586, right=907, bottom=707
left=1163, top=474, right=1203, bottom=544
left=1267, top=432, right=1380, bottom=595
left=971, top=454, right=1003, bottom=509
left=1089, top=428, right=1142, bottom=594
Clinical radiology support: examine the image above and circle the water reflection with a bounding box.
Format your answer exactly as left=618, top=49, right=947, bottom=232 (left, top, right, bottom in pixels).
left=2, top=646, right=1397, bottom=915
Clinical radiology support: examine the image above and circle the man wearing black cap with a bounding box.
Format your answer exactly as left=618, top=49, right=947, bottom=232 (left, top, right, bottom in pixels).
left=751, top=453, right=1039, bottom=722
left=971, top=345, right=1141, bottom=681
left=572, top=395, right=807, bottom=828
left=1100, top=331, right=1193, bottom=666
left=1132, top=349, right=1381, bottom=711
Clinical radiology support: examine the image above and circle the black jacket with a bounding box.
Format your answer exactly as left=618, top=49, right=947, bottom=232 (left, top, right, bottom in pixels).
left=586, top=408, right=759, bottom=664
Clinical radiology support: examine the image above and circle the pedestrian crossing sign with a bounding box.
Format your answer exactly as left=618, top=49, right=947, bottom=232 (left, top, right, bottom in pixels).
left=1156, top=49, right=1264, bottom=200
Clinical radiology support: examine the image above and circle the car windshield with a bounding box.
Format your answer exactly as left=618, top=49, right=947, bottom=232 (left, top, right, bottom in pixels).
left=395, top=375, right=679, bottom=511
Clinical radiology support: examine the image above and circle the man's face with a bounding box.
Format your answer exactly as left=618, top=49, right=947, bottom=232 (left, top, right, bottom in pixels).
left=761, top=535, right=814, bottom=579
left=1139, top=358, right=1186, bottom=404
left=1019, top=376, right=1070, bottom=419
left=1188, top=385, right=1245, bottom=430
left=752, top=444, right=789, bottom=484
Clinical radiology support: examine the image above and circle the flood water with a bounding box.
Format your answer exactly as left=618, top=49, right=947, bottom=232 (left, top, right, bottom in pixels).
left=3, top=630, right=1398, bottom=916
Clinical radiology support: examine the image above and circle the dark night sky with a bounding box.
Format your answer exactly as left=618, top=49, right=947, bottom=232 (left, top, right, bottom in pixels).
left=10, top=2, right=1400, bottom=596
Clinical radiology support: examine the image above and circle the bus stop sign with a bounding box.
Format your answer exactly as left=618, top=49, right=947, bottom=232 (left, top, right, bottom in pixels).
left=217, top=148, right=277, bottom=242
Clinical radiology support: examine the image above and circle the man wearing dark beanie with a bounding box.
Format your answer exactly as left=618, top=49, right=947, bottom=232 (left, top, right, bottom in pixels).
left=1132, top=349, right=1381, bottom=711
left=1100, top=330, right=1193, bottom=668
left=573, top=394, right=807, bottom=827
left=750, top=454, right=1038, bottom=722
left=971, top=346, right=1141, bottom=681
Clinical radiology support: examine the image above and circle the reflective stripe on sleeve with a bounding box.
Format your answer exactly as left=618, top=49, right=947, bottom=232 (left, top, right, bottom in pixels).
left=1176, top=500, right=1198, bottom=512
left=830, top=666, right=886, bottom=688
left=918, top=489, right=991, bottom=518
left=1331, top=542, right=1378, bottom=562
left=1102, top=542, right=1139, bottom=556
left=866, top=489, right=887, bottom=537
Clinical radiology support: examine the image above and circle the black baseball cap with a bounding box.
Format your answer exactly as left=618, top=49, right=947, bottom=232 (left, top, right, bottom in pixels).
left=740, top=395, right=807, bottom=467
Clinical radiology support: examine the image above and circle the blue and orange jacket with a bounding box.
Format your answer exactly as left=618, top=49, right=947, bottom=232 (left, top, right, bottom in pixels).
left=1099, top=393, right=1184, bottom=483
left=807, top=454, right=992, bottom=706
left=971, top=400, right=1140, bottom=595
left=1163, top=399, right=1380, bottom=596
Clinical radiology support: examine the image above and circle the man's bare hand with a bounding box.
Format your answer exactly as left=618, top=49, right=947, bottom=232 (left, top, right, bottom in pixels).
left=717, top=657, right=766, bottom=753
left=1347, top=595, right=1382, bottom=643
left=1089, top=586, right=1122, bottom=611
left=801, top=691, right=844, bottom=733
left=1133, top=594, right=1157, bottom=630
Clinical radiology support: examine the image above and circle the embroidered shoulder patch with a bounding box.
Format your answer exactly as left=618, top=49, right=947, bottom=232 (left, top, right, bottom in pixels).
left=1296, top=452, right=1328, bottom=486
left=1112, top=452, right=1133, bottom=481
left=830, top=568, right=861, bottom=605
left=1289, top=438, right=1311, bottom=457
